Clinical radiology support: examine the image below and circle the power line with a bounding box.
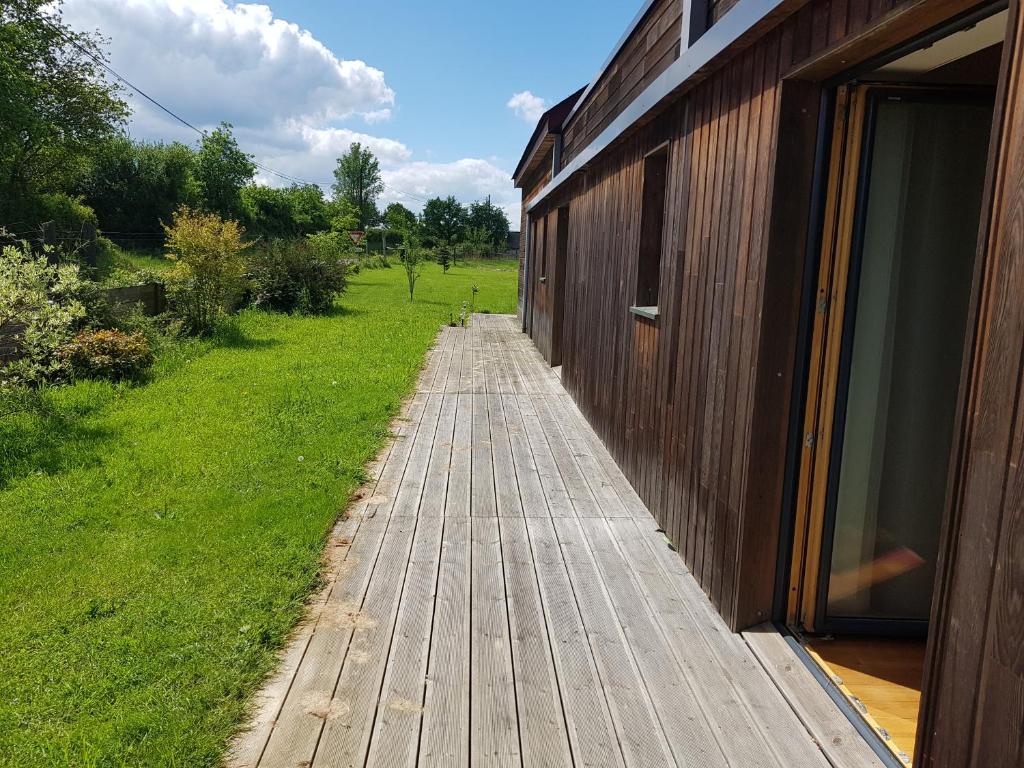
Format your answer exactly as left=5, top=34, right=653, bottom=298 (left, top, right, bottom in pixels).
left=43, top=14, right=440, bottom=209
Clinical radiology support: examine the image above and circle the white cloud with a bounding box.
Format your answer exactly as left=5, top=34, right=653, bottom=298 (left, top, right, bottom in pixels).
left=383, top=159, right=521, bottom=223
left=506, top=91, right=547, bottom=123
left=60, top=0, right=521, bottom=225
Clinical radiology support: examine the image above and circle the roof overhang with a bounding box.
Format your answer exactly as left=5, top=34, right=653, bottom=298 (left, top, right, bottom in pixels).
left=512, top=86, right=586, bottom=187
left=527, top=0, right=807, bottom=213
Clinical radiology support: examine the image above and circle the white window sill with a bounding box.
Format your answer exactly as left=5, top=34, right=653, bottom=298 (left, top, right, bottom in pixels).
left=629, top=305, right=659, bottom=321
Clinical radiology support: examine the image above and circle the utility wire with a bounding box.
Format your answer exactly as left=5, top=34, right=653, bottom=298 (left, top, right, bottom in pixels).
left=42, top=14, right=436, bottom=208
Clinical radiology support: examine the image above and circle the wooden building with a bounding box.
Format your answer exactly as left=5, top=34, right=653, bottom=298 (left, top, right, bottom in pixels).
left=514, top=0, right=1024, bottom=765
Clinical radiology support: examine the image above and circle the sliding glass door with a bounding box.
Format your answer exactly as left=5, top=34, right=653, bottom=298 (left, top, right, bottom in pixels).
left=795, top=86, right=993, bottom=634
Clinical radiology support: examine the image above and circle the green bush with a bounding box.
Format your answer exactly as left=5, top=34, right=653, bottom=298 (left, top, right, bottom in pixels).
left=246, top=239, right=347, bottom=314
left=163, top=207, right=248, bottom=336
left=0, top=243, right=86, bottom=388
left=60, top=328, right=154, bottom=382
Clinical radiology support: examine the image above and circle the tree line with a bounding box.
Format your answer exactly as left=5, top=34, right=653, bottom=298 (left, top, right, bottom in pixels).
left=0, top=0, right=511, bottom=255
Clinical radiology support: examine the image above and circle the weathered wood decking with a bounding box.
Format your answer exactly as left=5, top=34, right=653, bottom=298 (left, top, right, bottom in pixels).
left=230, top=314, right=882, bottom=768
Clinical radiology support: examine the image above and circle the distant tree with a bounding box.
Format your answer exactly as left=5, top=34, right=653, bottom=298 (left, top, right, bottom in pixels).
left=327, top=198, right=360, bottom=234
left=332, top=142, right=384, bottom=229
left=241, top=184, right=330, bottom=240
left=421, top=196, right=467, bottom=245
left=467, top=197, right=510, bottom=251
left=192, top=123, right=255, bottom=220
left=286, top=184, right=332, bottom=234
left=77, top=137, right=195, bottom=239
left=0, top=0, right=128, bottom=227
left=383, top=202, right=417, bottom=232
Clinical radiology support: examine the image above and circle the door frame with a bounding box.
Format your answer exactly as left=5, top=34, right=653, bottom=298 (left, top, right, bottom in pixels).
left=788, top=83, right=997, bottom=636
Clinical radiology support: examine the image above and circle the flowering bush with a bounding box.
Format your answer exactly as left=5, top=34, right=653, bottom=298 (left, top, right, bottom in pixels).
left=60, top=328, right=154, bottom=382
left=164, top=207, right=248, bottom=335
left=0, top=244, right=86, bottom=388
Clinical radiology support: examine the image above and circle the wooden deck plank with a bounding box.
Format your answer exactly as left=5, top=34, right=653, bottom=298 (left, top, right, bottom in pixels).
left=524, top=517, right=626, bottom=768
left=470, top=517, right=520, bottom=766
left=499, top=516, right=573, bottom=766
left=309, top=513, right=419, bottom=767
left=242, top=316, right=883, bottom=768
left=364, top=516, right=445, bottom=768
left=500, top=394, right=549, bottom=517
left=608, top=518, right=829, bottom=768
left=550, top=517, right=676, bottom=768
left=419, top=393, right=457, bottom=518
left=471, top=394, right=497, bottom=517
left=488, top=392, right=524, bottom=518
left=744, top=626, right=886, bottom=768
left=572, top=517, right=731, bottom=768
left=515, top=394, right=576, bottom=518
left=419, top=517, right=471, bottom=767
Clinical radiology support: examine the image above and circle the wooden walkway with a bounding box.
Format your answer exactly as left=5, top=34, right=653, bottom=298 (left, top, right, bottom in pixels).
left=230, top=314, right=882, bottom=768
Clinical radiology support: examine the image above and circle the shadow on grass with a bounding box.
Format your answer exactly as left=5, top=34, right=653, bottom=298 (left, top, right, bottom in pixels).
left=0, top=396, right=117, bottom=490
left=211, top=323, right=282, bottom=350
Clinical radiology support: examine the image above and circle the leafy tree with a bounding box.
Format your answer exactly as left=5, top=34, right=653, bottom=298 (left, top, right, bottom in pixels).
left=327, top=198, right=360, bottom=234
left=77, top=137, right=195, bottom=240
left=332, top=142, right=383, bottom=229
left=287, top=184, right=332, bottom=234
left=467, top=197, right=510, bottom=251
left=0, top=0, right=129, bottom=228
left=192, top=123, right=255, bottom=221
left=421, top=196, right=467, bottom=246
left=383, top=202, right=417, bottom=233
left=241, top=184, right=331, bottom=241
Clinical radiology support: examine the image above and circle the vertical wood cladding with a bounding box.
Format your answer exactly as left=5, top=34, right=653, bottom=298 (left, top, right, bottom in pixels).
left=561, top=0, right=683, bottom=165
left=529, top=0, right=908, bottom=629
left=918, top=2, right=1024, bottom=764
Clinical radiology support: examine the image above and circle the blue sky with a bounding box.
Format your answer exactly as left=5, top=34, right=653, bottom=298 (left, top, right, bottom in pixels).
left=60, top=0, right=641, bottom=222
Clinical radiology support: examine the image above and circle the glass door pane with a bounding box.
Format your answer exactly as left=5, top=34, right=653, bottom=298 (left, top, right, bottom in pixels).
left=823, top=92, right=992, bottom=626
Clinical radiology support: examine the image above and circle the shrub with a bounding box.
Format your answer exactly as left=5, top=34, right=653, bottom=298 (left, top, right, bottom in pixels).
left=60, top=328, right=153, bottom=382
left=246, top=238, right=347, bottom=314
left=0, top=243, right=86, bottom=388
left=163, top=206, right=248, bottom=335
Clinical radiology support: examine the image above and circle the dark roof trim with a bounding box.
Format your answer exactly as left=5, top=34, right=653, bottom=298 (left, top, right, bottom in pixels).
left=513, top=87, right=586, bottom=183
left=527, top=0, right=801, bottom=214
left=561, top=0, right=665, bottom=131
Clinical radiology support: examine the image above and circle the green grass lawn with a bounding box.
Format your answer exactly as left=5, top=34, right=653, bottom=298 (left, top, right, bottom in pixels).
left=0, top=259, right=517, bottom=767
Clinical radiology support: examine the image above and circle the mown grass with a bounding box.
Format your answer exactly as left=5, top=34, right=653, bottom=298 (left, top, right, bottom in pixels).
left=0, top=258, right=517, bottom=767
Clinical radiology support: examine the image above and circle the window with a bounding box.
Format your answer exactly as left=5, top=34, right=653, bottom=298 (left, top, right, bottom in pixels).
left=635, top=145, right=668, bottom=309
left=538, top=215, right=548, bottom=281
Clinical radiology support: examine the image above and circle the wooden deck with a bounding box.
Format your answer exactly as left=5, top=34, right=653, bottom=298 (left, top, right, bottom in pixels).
left=230, top=314, right=883, bottom=768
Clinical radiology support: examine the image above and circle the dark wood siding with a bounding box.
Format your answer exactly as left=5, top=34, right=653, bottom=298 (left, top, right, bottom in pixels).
left=529, top=0, right=996, bottom=632
left=918, top=2, right=1024, bottom=764
left=561, top=0, right=683, bottom=165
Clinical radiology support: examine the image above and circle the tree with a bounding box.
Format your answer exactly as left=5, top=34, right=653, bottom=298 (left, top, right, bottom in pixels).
left=77, top=137, right=195, bottom=240
left=467, top=197, right=510, bottom=251
left=0, top=0, right=128, bottom=227
left=398, top=226, right=424, bottom=301
left=383, top=202, right=416, bottom=233
left=332, top=142, right=383, bottom=229
left=421, top=196, right=467, bottom=246
left=192, top=123, right=255, bottom=221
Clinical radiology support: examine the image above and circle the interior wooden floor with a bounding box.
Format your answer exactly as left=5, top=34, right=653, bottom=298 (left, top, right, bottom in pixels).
left=806, top=637, right=926, bottom=764
left=229, top=314, right=883, bottom=768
